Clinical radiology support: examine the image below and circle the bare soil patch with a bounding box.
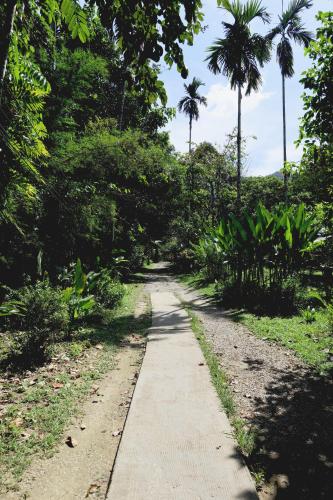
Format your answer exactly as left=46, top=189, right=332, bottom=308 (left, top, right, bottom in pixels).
left=0, top=286, right=150, bottom=499
left=2, top=342, right=145, bottom=500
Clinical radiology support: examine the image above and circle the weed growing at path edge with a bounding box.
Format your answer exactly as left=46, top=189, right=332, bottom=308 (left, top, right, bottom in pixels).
left=185, top=308, right=258, bottom=448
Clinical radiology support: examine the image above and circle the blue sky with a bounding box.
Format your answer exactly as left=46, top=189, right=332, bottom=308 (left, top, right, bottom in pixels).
left=160, top=0, right=331, bottom=176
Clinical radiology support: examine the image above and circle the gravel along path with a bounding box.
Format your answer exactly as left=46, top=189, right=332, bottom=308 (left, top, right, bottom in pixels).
left=142, top=265, right=333, bottom=500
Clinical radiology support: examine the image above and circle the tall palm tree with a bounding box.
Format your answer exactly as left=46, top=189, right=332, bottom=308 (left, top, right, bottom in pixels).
left=206, top=0, right=271, bottom=209
left=268, top=0, right=313, bottom=201
left=178, top=77, right=207, bottom=153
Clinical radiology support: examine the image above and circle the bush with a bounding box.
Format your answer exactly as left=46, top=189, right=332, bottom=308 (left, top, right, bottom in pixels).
left=269, top=276, right=308, bottom=315
left=216, top=275, right=308, bottom=315
left=128, top=245, right=145, bottom=271
left=3, top=281, right=69, bottom=361
left=94, top=272, right=125, bottom=309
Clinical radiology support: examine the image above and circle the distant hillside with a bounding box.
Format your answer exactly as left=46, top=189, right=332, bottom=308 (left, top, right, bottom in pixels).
left=269, top=171, right=283, bottom=180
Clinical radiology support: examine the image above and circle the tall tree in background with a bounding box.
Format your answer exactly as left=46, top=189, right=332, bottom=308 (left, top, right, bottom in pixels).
left=178, top=77, right=207, bottom=153
left=206, top=0, right=271, bottom=209
left=268, top=0, right=313, bottom=201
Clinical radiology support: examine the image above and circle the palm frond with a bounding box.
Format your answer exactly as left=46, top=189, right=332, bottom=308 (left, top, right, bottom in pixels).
left=277, top=38, right=294, bottom=77
left=282, top=0, right=313, bottom=25
left=267, top=25, right=283, bottom=41
left=206, top=39, right=228, bottom=75
left=241, top=0, right=271, bottom=24
left=287, top=20, right=313, bottom=46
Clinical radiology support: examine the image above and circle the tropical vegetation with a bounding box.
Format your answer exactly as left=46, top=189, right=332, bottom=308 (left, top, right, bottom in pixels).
left=0, top=0, right=332, bottom=496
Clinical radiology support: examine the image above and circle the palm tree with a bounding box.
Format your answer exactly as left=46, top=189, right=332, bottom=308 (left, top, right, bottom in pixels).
left=178, top=77, right=207, bottom=153
left=268, top=0, right=313, bottom=201
left=206, top=0, right=271, bottom=210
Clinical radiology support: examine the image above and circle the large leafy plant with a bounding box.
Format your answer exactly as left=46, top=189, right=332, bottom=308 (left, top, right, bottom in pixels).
left=194, top=203, right=322, bottom=286
left=62, top=258, right=95, bottom=321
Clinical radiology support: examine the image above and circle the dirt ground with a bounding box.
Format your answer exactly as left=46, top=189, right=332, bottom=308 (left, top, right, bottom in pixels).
left=0, top=300, right=148, bottom=500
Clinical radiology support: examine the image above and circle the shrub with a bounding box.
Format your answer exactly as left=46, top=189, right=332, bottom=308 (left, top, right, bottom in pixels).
left=269, top=275, right=308, bottom=315
left=94, top=272, right=125, bottom=309
left=216, top=275, right=308, bottom=315
left=128, top=245, right=145, bottom=270
left=3, top=281, right=69, bottom=361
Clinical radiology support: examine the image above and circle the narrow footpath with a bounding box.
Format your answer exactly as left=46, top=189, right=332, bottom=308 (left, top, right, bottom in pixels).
left=107, top=266, right=257, bottom=499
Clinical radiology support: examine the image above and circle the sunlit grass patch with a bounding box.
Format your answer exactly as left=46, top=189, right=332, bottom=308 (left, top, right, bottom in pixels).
left=238, top=310, right=332, bottom=374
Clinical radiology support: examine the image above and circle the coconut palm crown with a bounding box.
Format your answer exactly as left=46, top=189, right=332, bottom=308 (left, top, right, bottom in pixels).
left=178, top=77, right=207, bottom=153
left=206, top=0, right=271, bottom=208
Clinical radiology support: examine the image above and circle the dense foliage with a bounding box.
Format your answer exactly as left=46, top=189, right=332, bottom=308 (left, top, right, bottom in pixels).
left=0, top=1, right=332, bottom=363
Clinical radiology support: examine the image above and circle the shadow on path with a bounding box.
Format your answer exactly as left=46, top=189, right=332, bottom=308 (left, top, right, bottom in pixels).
left=250, top=363, right=333, bottom=499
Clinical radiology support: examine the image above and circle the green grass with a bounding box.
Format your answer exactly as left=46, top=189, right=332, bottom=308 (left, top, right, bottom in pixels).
left=0, top=282, right=150, bottom=492
left=185, top=306, right=256, bottom=458
left=237, top=310, right=333, bottom=374
left=179, top=272, right=333, bottom=375
left=178, top=272, right=216, bottom=298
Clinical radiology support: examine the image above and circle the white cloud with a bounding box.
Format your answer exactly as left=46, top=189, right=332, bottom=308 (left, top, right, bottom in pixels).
left=252, top=143, right=302, bottom=177
left=166, top=83, right=273, bottom=154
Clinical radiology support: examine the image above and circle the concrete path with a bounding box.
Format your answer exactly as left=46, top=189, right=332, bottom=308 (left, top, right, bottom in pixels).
left=107, top=274, right=257, bottom=499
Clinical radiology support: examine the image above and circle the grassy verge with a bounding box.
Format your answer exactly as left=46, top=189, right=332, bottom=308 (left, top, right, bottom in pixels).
left=178, top=272, right=216, bottom=298
left=179, top=272, right=333, bottom=374
left=185, top=306, right=256, bottom=458
left=0, top=282, right=150, bottom=492
left=236, top=311, right=332, bottom=374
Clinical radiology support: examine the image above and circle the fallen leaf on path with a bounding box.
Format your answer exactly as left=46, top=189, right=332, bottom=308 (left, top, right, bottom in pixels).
left=198, top=362, right=204, bottom=366
left=52, top=382, right=64, bottom=389
left=80, top=423, right=86, bottom=430
left=95, top=344, right=103, bottom=350
left=65, top=436, right=78, bottom=448
left=85, top=483, right=101, bottom=497
left=12, top=417, right=24, bottom=427
left=112, top=430, right=122, bottom=437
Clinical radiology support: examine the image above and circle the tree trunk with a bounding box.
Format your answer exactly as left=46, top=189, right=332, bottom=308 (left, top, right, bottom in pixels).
left=282, top=72, right=288, bottom=203
left=0, top=0, right=17, bottom=99
left=118, top=79, right=127, bottom=130
left=236, top=84, right=242, bottom=212
left=189, top=114, right=192, bottom=153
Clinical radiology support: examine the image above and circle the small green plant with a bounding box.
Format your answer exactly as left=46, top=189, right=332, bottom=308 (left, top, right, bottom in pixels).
left=301, top=306, right=316, bottom=324
left=62, top=259, right=95, bottom=322
left=232, top=417, right=256, bottom=457
left=94, top=270, right=125, bottom=309
left=309, top=291, right=333, bottom=331
left=250, top=467, right=266, bottom=488
left=2, top=281, right=69, bottom=362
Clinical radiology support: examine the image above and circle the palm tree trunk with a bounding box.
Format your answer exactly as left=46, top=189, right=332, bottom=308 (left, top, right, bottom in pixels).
left=0, top=0, right=17, bottom=100
left=189, top=114, right=192, bottom=153
left=237, top=84, right=242, bottom=212
left=282, top=72, right=288, bottom=203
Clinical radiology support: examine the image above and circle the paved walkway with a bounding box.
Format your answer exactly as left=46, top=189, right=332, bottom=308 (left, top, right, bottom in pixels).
left=107, top=272, right=257, bottom=499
